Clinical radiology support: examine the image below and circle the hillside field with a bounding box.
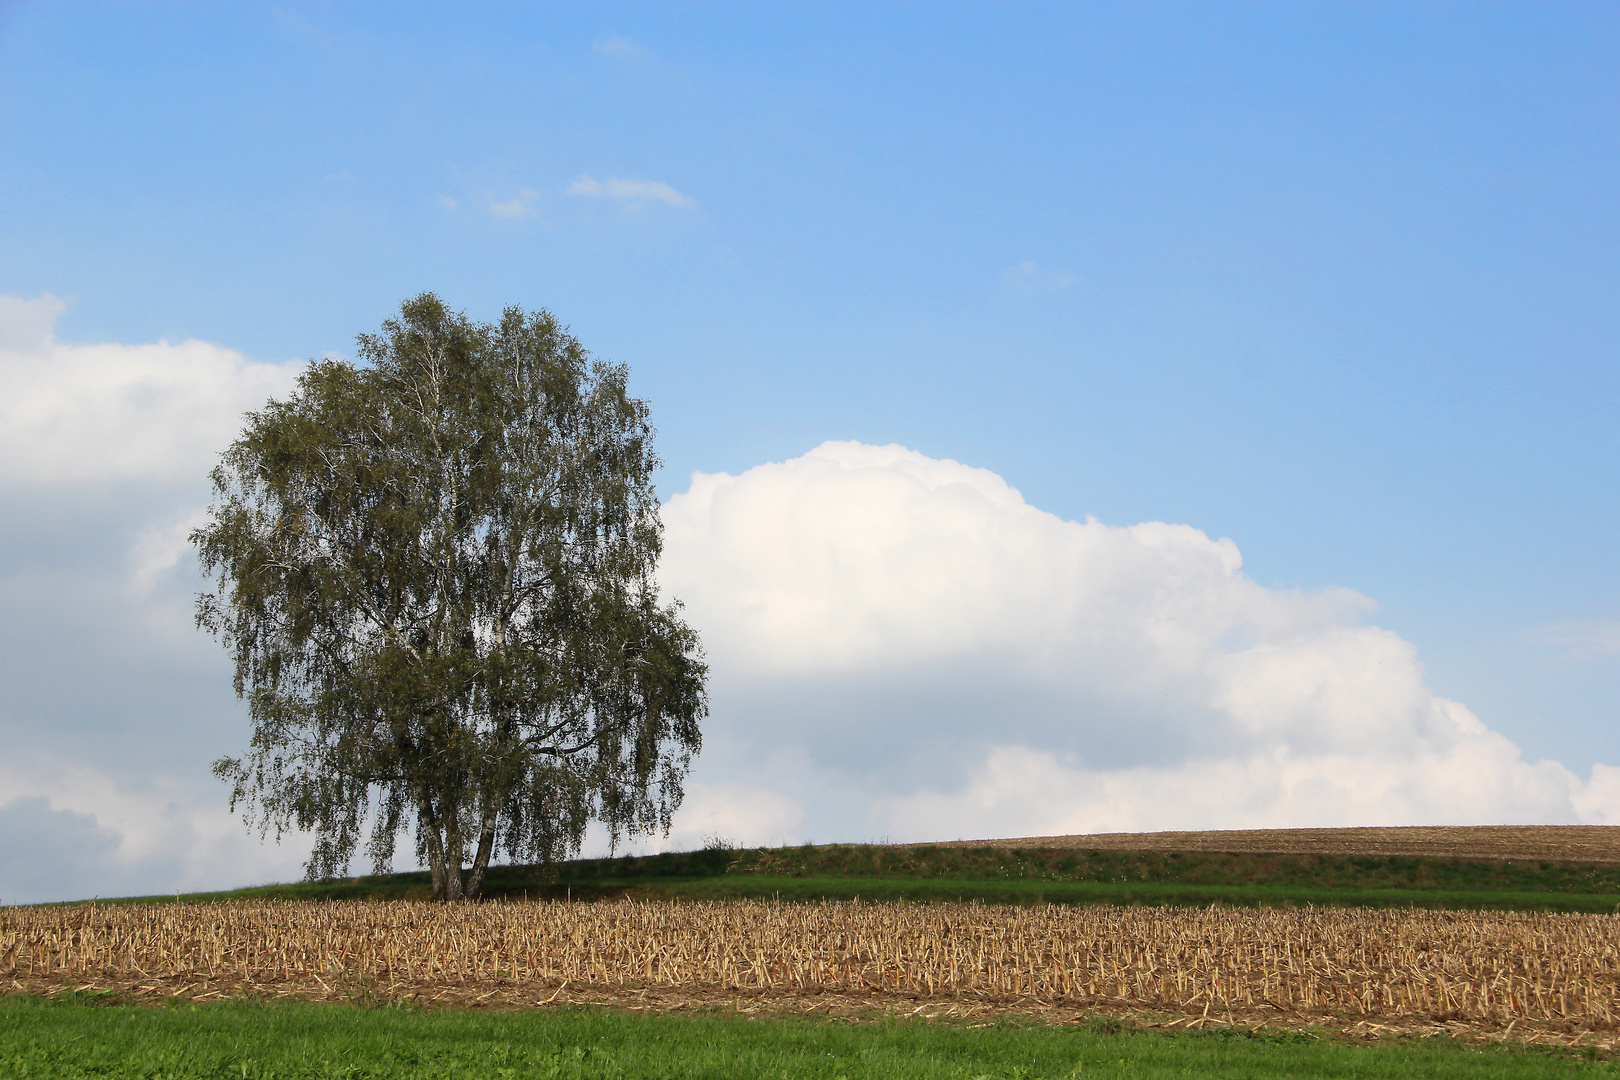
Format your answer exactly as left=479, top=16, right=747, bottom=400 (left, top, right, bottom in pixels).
left=9, top=825, right=1620, bottom=1070
left=925, top=825, right=1620, bottom=862
left=91, top=824, right=1620, bottom=913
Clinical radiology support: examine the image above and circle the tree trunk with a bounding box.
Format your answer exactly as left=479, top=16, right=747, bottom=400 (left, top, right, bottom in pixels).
left=442, top=816, right=465, bottom=902
left=420, top=797, right=452, bottom=901
left=464, top=812, right=498, bottom=900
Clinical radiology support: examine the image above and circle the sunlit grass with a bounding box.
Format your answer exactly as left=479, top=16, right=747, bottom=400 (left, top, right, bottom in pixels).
left=2, top=995, right=1612, bottom=1079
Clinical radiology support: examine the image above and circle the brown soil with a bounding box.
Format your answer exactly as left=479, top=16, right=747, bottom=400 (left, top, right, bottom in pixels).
left=910, top=825, right=1620, bottom=863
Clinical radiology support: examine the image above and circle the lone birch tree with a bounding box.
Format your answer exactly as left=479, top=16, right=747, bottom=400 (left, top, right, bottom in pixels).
left=194, top=293, right=706, bottom=900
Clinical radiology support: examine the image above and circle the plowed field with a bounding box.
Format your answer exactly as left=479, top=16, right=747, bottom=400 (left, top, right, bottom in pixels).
left=918, top=825, right=1620, bottom=863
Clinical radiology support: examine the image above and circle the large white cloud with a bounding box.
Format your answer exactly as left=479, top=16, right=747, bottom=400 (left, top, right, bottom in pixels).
left=656, top=441, right=1618, bottom=846
left=0, top=294, right=301, bottom=486
left=0, top=296, right=308, bottom=902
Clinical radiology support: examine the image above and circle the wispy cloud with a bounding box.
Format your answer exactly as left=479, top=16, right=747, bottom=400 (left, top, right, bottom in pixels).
left=568, top=175, right=694, bottom=210
left=588, top=35, right=684, bottom=95
left=436, top=194, right=459, bottom=210
left=1525, top=619, right=1620, bottom=659
left=592, top=36, right=646, bottom=61
left=268, top=6, right=339, bottom=50
left=487, top=188, right=541, bottom=219
left=128, top=508, right=210, bottom=597
left=1001, top=260, right=1076, bottom=292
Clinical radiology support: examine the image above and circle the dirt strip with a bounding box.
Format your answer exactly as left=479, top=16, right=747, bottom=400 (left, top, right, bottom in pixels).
left=911, top=825, right=1620, bottom=863
left=7, top=972, right=1614, bottom=1054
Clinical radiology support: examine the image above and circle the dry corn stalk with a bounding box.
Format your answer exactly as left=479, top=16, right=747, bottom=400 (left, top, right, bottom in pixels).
left=4, top=899, right=1617, bottom=1025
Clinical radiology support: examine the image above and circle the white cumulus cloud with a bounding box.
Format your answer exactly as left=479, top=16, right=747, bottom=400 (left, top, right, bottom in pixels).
left=0, top=295, right=303, bottom=487
left=0, top=296, right=312, bottom=902
left=128, top=507, right=211, bottom=597
left=7, top=295, right=1614, bottom=897
left=658, top=441, right=1620, bottom=843
left=568, top=175, right=694, bottom=209
left=660, top=781, right=806, bottom=850
left=0, top=756, right=309, bottom=904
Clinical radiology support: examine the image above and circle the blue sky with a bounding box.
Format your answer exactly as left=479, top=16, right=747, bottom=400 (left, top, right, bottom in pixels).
left=2, top=3, right=1618, bottom=900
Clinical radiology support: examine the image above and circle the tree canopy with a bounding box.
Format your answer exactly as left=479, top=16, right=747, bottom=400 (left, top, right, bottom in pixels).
left=194, top=294, right=706, bottom=900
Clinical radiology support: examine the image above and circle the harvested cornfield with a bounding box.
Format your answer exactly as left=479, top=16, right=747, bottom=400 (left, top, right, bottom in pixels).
left=5, top=899, right=1618, bottom=1030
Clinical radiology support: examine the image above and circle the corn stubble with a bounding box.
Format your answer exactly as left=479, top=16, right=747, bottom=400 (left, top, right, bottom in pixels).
left=4, top=900, right=1617, bottom=1026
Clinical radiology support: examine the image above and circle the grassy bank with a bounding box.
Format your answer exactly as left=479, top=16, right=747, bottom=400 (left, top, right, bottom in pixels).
left=1, top=995, right=1610, bottom=1079
left=558, top=874, right=1620, bottom=912
left=85, top=842, right=1620, bottom=912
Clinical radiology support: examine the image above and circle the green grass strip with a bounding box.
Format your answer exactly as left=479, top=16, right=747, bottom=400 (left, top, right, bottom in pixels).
left=1, top=995, right=1611, bottom=1079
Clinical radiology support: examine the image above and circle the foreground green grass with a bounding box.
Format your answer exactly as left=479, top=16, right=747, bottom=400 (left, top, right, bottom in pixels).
left=0, top=996, right=1611, bottom=1079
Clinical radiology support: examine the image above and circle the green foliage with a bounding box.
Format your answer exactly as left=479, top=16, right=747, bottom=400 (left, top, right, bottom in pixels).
left=193, top=294, right=706, bottom=900
left=1, top=996, right=1609, bottom=1078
